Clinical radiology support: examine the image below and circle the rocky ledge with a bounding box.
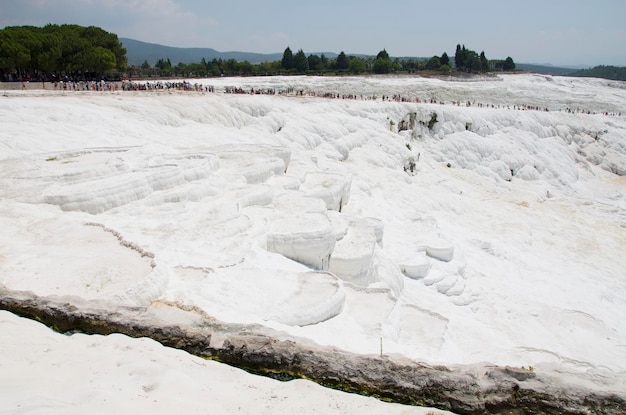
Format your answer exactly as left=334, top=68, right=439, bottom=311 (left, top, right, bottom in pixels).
left=1, top=285, right=623, bottom=415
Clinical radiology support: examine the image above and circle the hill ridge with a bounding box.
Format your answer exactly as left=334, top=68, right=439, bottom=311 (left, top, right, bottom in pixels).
left=120, top=37, right=337, bottom=66
left=121, top=38, right=620, bottom=77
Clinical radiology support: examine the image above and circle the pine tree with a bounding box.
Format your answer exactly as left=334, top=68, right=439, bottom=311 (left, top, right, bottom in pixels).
left=504, top=56, right=515, bottom=71
left=372, top=49, right=393, bottom=74
left=307, top=54, right=321, bottom=71
left=376, top=49, right=390, bottom=60
left=281, top=46, right=294, bottom=70
left=294, top=49, right=309, bottom=72
left=440, top=52, right=450, bottom=67
left=335, top=51, right=349, bottom=70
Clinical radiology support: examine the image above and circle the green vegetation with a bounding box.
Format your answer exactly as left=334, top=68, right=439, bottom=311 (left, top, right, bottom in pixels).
left=293, top=49, right=309, bottom=72
left=281, top=46, right=294, bottom=71
left=372, top=49, right=393, bottom=74
left=0, top=24, right=126, bottom=81
left=455, top=44, right=515, bottom=72
left=128, top=47, right=514, bottom=78
left=1, top=25, right=517, bottom=80
left=335, top=51, right=349, bottom=71
left=127, top=43, right=516, bottom=78
left=569, top=65, right=626, bottom=81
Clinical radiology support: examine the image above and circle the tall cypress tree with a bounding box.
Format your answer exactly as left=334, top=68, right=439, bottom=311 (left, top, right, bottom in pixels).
left=454, top=44, right=464, bottom=69
left=480, top=51, right=489, bottom=71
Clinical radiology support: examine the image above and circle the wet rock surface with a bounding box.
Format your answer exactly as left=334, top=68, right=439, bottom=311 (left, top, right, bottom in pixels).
left=1, top=285, right=623, bottom=415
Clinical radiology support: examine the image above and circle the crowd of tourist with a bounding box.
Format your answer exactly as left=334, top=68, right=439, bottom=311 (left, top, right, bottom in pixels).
left=11, top=78, right=622, bottom=117
left=120, top=80, right=215, bottom=92
left=217, top=86, right=621, bottom=116
left=26, top=79, right=121, bottom=91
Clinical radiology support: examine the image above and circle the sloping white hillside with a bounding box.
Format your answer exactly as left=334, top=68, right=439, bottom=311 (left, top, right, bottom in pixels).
left=1, top=73, right=625, bottom=411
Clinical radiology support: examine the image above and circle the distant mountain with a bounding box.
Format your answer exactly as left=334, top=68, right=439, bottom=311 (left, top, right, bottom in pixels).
left=568, top=65, right=626, bottom=81
left=121, top=38, right=616, bottom=79
left=120, top=38, right=279, bottom=65
left=516, top=63, right=626, bottom=81
left=120, top=38, right=337, bottom=66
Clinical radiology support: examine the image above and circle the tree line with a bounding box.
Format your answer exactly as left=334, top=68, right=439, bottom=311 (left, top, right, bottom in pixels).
left=0, top=24, right=516, bottom=80
left=0, top=24, right=127, bottom=81
left=130, top=45, right=515, bottom=78
left=570, top=65, right=626, bottom=82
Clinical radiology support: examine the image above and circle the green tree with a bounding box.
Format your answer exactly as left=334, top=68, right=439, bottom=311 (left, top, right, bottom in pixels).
left=426, top=55, right=441, bottom=70
left=400, top=58, right=420, bottom=73
left=466, top=51, right=481, bottom=72
left=259, top=61, right=274, bottom=75
left=293, top=49, right=309, bottom=72
left=281, top=46, right=294, bottom=70
left=479, top=51, right=489, bottom=71
left=570, top=65, right=626, bottom=81
left=348, top=56, right=366, bottom=74
left=34, top=30, right=61, bottom=75
left=307, top=54, right=321, bottom=71
left=87, top=46, right=117, bottom=74
left=453, top=44, right=486, bottom=73
left=212, top=58, right=224, bottom=75
left=504, top=56, right=515, bottom=71
left=222, top=58, right=239, bottom=75
left=454, top=44, right=465, bottom=69
left=188, top=61, right=207, bottom=77
left=80, top=25, right=126, bottom=71
left=335, top=51, right=349, bottom=70
left=175, top=61, right=187, bottom=77
left=376, top=49, right=390, bottom=60
left=271, top=60, right=282, bottom=73
left=373, top=49, right=392, bottom=74
left=155, top=58, right=171, bottom=70
left=373, top=58, right=392, bottom=74
left=240, top=60, right=252, bottom=75
left=440, top=52, right=450, bottom=67
left=320, top=53, right=329, bottom=70
left=0, top=24, right=126, bottom=79
left=0, top=37, right=31, bottom=76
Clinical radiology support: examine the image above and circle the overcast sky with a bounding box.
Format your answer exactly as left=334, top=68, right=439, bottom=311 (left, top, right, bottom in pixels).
left=1, top=0, right=625, bottom=66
